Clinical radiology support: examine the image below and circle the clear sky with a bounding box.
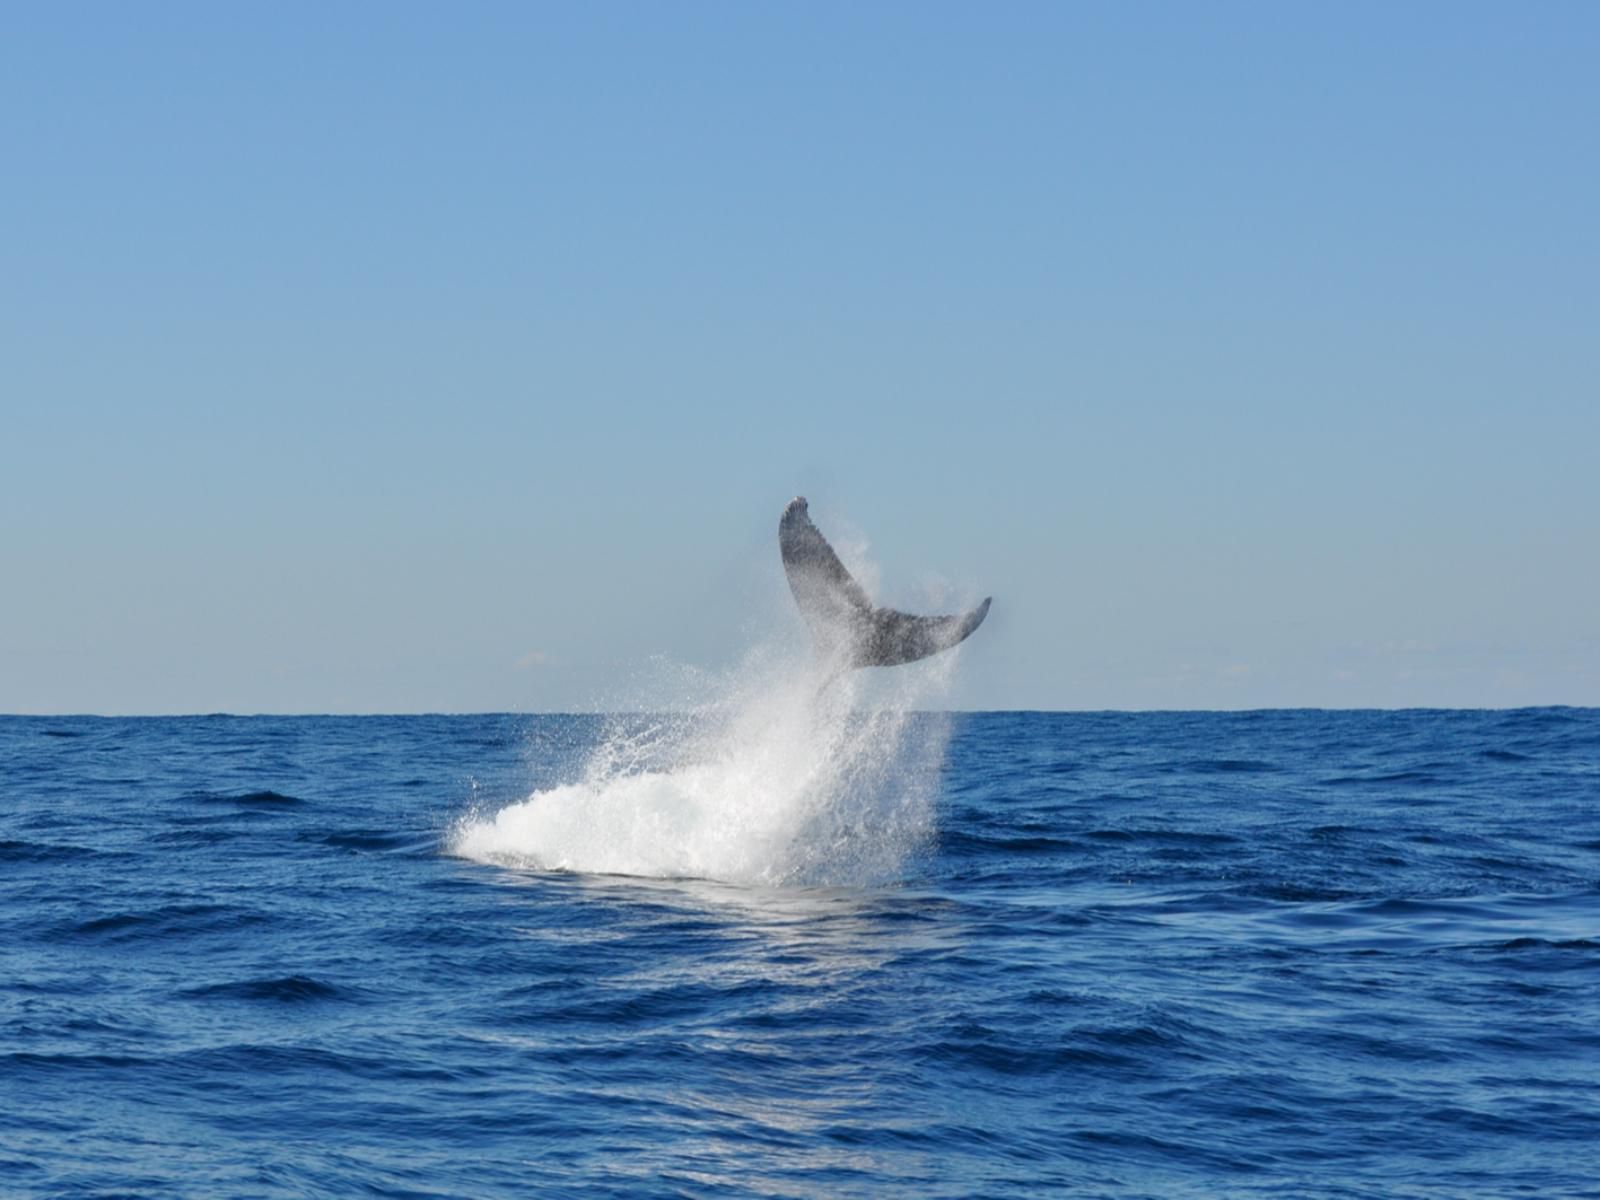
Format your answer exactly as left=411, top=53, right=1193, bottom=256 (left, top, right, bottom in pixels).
left=3, top=3, right=1596, bottom=714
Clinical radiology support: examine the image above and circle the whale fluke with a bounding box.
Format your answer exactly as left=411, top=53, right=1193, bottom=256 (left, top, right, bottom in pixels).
left=779, top=497, right=991, bottom=669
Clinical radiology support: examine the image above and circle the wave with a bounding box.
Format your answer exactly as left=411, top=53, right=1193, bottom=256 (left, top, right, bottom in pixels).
left=0, top=840, right=109, bottom=864
left=179, top=975, right=355, bottom=1003
left=65, top=903, right=274, bottom=942
left=190, top=790, right=307, bottom=808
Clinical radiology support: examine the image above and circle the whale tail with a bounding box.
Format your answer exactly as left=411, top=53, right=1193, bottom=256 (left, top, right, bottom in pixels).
left=779, top=497, right=991, bottom=670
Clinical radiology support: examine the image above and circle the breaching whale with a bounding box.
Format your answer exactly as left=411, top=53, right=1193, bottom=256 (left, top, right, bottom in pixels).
left=779, top=496, right=991, bottom=669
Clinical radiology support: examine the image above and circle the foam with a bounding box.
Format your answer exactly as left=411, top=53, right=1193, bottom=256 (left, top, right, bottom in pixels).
left=451, top=643, right=958, bottom=886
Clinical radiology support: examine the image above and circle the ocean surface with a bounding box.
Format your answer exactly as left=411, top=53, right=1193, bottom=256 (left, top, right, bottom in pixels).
left=3, top=705, right=1598, bottom=1198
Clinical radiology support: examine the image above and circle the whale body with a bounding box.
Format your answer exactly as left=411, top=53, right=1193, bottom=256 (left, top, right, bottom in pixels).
left=779, top=497, right=991, bottom=669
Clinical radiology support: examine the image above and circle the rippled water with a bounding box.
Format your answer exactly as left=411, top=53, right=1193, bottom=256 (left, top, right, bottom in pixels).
left=3, top=709, right=1598, bottom=1198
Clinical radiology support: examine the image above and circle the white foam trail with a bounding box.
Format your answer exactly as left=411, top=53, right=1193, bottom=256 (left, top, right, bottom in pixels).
left=451, top=641, right=960, bottom=886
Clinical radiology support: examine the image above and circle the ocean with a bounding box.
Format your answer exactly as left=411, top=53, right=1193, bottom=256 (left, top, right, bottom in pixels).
left=3, top=699, right=1598, bottom=1198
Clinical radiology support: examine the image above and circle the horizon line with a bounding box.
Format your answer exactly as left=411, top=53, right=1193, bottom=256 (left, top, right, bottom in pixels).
left=3, top=705, right=1594, bottom=720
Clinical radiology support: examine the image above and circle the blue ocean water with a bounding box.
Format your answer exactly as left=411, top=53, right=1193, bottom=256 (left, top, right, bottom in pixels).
left=3, top=707, right=1598, bottom=1198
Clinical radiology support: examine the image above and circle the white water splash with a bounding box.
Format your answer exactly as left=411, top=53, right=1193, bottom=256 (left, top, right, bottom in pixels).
left=451, top=641, right=960, bottom=886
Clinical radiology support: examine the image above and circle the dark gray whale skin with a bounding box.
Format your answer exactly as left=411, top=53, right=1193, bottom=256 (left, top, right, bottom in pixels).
left=779, top=496, right=991, bottom=669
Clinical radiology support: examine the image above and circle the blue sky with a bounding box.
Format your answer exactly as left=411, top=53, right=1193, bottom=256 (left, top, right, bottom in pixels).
left=3, top=3, right=1596, bottom=713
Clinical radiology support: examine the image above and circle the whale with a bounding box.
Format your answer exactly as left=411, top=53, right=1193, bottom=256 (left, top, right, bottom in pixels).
left=780, top=496, right=991, bottom=669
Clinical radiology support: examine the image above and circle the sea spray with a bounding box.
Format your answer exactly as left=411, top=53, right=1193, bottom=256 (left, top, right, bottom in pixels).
left=451, top=642, right=959, bottom=885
